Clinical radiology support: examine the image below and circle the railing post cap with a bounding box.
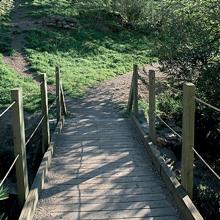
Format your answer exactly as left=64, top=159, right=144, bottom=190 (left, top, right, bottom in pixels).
left=40, top=73, right=46, bottom=79
left=184, top=82, right=195, bottom=87
left=133, top=64, right=138, bottom=70
left=56, top=66, right=60, bottom=71
left=11, top=88, right=22, bottom=93
left=149, top=69, right=155, bottom=74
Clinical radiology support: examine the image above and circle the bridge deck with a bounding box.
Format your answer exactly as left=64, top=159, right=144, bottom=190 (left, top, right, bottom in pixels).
left=34, top=81, right=182, bottom=219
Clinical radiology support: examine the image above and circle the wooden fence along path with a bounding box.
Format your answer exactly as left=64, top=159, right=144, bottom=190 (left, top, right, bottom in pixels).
left=2, top=65, right=212, bottom=220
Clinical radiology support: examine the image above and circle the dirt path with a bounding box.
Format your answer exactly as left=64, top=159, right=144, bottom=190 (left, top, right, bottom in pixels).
left=3, top=0, right=33, bottom=75
left=87, top=63, right=162, bottom=112
left=2, top=0, right=49, bottom=87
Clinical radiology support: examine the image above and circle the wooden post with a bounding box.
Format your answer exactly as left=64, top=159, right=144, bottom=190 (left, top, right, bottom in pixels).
left=149, top=70, right=156, bottom=143
left=60, top=84, right=67, bottom=116
left=40, top=73, right=50, bottom=153
left=11, top=88, right=29, bottom=207
left=127, top=70, right=135, bottom=113
left=56, top=66, right=61, bottom=123
left=133, top=64, right=138, bottom=115
left=181, top=82, right=195, bottom=199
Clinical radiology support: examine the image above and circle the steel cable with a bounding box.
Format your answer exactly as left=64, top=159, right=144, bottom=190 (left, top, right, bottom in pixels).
left=25, top=116, right=45, bottom=146
left=0, top=102, right=16, bottom=118
left=0, top=154, right=19, bottom=187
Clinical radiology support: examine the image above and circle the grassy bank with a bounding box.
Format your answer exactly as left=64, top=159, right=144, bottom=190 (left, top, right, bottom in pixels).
left=22, top=0, right=156, bottom=97
left=0, top=0, right=156, bottom=108
left=0, top=55, right=40, bottom=111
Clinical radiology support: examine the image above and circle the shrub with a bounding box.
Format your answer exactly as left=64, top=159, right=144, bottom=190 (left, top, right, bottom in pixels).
left=154, top=0, right=220, bottom=84
left=157, top=91, right=182, bottom=122
left=109, top=0, right=147, bottom=24
left=0, top=186, right=8, bottom=220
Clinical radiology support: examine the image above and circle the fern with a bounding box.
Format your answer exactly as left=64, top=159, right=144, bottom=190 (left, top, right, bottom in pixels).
left=0, top=186, right=9, bottom=201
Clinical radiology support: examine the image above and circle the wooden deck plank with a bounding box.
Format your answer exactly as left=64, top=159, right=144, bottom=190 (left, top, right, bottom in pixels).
left=44, top=207, right=178, bottom=219
left=38, top=193, right=168, bottom=204
left=34, top=117, right=182, bottom=220
left=34, top=201, right=173, bottom=212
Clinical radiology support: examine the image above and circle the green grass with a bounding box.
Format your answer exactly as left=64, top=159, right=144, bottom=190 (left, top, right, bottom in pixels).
left=25, top=28, right=154, bottom=97
left=0, top=0, right=156, bottom=110
left=0, top=55, right=40, bottom=111
left=21, top=0, right=156, bottom=98
left=0, top=0, right=13, bottom=55
left=0, top=0, right=13, bottom=20
left=0, top=1, right=40, bottom=112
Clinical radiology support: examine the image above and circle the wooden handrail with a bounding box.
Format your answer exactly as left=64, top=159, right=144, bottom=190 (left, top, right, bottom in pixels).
left=61, top=83, right=67, bottom=116
left=11, top=88, right=29, bottom=207
left=127, top=64, right=138, bottom=114
left=0, top=66, right=67, bottom=211
left=129, top=65, right=196, bottom=195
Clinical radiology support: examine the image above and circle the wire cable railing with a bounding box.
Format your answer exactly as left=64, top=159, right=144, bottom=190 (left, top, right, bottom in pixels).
left=48, top=96, right=58, bottom=112
left=156, top=114, right=182, bottom=140
left=195, top=97, right=220, bottom=113
left=0, top=101, right=16, bottom=118
left=25, top=115, right=45, bottom=146
left=156, top=113, right=220, bottom=181
left=128, top=64, right=220, bottom=202
left=0, top=154, right=19, bottom=187
left=155, top=81, right=220, bottom=179
left=0, top=66, right=67, bottom=209
left=155, top=78, right=183, bottom=94
left=193, top=148, right=220, bottom=181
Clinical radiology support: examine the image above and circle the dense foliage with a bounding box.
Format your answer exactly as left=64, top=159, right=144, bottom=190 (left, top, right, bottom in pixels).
left=155, top=1, right=220, bottom=100
left=102, top=0, right=220, bottom=86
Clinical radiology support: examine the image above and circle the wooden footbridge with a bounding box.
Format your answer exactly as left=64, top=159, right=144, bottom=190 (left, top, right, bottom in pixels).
left=1, top=66, right=209, bottom=220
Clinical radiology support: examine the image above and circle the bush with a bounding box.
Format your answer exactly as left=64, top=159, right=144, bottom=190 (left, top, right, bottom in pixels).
left=157, top=91, right=182, bottom=122
left=197, top=62, right=220, bottom=107
left=0, top=186, right=8, bottom=220
left=109, top=0, right=146, bottom=24
left=154, top=0, right=220, bottom=84
left=0, top=186, right=8, bottom=201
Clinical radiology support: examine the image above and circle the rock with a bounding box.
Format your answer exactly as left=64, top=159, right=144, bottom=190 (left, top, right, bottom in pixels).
left=156, top=137, right=168, bottom=147
left=141, top=122, right=148, bottom=130
left=165, top=132, right=177, bottom=140
left=174, top=169, right=181, bottom=178
left=63, top=24, right=71, bottom=29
